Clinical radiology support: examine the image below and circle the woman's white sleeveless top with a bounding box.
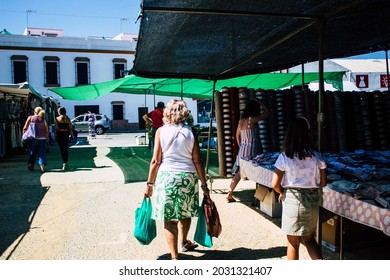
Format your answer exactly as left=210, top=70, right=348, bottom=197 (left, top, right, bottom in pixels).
left=158, top=124, right=196, bottom=172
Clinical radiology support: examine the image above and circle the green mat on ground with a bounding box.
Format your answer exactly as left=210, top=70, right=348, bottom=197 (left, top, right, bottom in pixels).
left=61, top=147, right=99, bottom=171
left=107, top=147, right=220, bottom=183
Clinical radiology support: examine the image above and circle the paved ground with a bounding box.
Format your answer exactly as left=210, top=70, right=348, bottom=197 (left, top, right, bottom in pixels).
left=0, top=132, right=338, bottom=260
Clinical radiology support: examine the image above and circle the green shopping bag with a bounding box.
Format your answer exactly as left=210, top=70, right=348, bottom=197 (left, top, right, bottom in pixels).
left=194, top=197, right=213, bottom=248
left=134, top=197, right=156, bottom=245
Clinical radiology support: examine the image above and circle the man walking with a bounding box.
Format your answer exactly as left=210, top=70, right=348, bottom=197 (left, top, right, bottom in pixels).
left=143, top=101, right=165, bottom=151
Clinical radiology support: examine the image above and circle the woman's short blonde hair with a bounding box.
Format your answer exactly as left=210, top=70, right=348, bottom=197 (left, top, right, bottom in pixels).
left=38, top=110, right=46, bottom=118
left=163, top=99, right=190, bottom=124
left=34, top=106, right=43, bottom=114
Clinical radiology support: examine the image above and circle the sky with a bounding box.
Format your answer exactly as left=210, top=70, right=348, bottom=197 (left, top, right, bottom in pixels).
left=0, top=0, right=387, bottom=59
left=0, top=0, right=141, bottom=37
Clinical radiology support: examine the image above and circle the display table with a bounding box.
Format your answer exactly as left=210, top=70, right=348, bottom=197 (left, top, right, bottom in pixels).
left=322, top=187, right=390, bottom=237
left=240, top=159, right=281, bottom=217
left=321, top=186, right=390, bottom=259
left=240, top=159, right=274, bottom=187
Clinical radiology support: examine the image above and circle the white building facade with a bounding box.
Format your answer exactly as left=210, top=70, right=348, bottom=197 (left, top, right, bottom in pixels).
left=0, top=29, right=199, bottom=131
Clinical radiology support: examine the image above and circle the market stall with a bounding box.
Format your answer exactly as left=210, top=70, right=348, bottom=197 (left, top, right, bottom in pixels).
left=0, top=82, right=56, bottom=156
left=130, top=0, right=390, bottom=260
left=240, top=150, right=390, bottom=259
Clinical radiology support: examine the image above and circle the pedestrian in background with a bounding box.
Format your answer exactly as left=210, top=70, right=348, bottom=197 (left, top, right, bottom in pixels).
left=88, top=111, right=96, bottom=139
left=55, top=106, right=74, bottom=171
left=143, top=109, right=154, bottom=150
left=272, top=116, right=327, bottom=260
left=186, top=110, right=194, bottom=127
left=144, top=99, right=209, bottom=260
left=22, top=106, right=49, bottom=173
left=226, top=98, right=269, bottom=202
left=143, top=102, right=164, bottom=152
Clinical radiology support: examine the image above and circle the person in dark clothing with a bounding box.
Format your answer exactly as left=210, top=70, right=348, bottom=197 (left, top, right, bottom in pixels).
left=55, top=107, right=74, bottom=170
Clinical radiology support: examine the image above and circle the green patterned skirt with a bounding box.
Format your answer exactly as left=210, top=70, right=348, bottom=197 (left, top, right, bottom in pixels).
left=151, top=171, right=199, bottom=221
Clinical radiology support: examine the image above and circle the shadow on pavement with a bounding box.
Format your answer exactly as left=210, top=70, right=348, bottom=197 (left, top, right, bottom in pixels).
left=0, top=145, right=101, bottom=259
left=156, top=246, right=287, bottom=260
left=226, top=189, right=282, bottom=228
left=0, top=153, right=49, bottom=259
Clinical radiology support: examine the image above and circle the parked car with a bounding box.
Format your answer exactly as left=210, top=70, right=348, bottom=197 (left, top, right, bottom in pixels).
left=71, top=113, right=111, bottom=135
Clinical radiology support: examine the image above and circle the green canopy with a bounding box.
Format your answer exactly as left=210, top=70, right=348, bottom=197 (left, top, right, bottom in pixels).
left=50, top=72, right=344, bottom=100
left=0, top=28, right=12, bottom=35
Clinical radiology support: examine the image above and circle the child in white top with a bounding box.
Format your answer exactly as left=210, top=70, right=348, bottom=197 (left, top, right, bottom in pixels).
left=272, top=116, right=327, bottom=260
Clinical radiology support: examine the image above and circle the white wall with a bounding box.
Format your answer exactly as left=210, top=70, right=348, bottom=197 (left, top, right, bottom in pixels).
left=0, top=34, right=200, bottom=123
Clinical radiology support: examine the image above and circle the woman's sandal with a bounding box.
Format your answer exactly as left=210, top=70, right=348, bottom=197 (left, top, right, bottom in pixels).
left=227, top=197, right=236, bottom=203
left=181, top=240, right=198, bottom=252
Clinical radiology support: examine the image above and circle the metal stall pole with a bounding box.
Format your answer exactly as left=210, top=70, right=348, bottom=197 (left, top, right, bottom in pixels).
left=316, top=17, right=325, bottom=254
left=153, top=84, right=156, bottom=107
left=340, top=216, right=344, bottom=260
left=386, top=49, right=390, bottom=92
left=317, top=18, right=325, bottom=152
left=181, top=78, right=183, bottom=100
left=144, top=89, right=147, bottom=140
left=205, top=80, right=217, bottom=192
left=302, top=63, right=305, bottom=91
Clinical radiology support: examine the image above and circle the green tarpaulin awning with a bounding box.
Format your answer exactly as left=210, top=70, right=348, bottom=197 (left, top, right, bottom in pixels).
left=0, top=29, right=12, bottom=35
left=50, top=72, right=344, bottom=100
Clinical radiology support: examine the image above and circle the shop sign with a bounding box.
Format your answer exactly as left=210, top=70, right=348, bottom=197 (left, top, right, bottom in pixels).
left=356, top=74, right=369, bottom=88
left=380, top=74, right=389, bottom=88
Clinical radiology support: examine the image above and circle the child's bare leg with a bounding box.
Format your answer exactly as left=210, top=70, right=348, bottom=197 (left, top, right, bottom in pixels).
left=286, top=235, right=301, bottom=260
left=302, top=233, right=323, bottom=260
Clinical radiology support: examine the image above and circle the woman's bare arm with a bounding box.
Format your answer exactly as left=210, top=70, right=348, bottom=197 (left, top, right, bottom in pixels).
left=144, top=129, right=162, bottom=197
left=252, top=100, right=270, bottom=123
left=192, top=132, right=209, bottom=195
left=22, top=116, right=31, bottom=133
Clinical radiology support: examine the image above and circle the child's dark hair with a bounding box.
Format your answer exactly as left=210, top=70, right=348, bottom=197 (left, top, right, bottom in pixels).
left=241, top=102, right=260, bottom=119
left=283, top=116, right=314, bottom=159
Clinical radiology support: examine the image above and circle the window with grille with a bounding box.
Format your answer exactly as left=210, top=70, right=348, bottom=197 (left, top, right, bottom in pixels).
left=44, top=56, right=60, bottom=86
left=75, top=57, right=90, bottom=85
left=113, top=58, right=127, bottom=79
left=11, top=55, right=28, bottom=84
